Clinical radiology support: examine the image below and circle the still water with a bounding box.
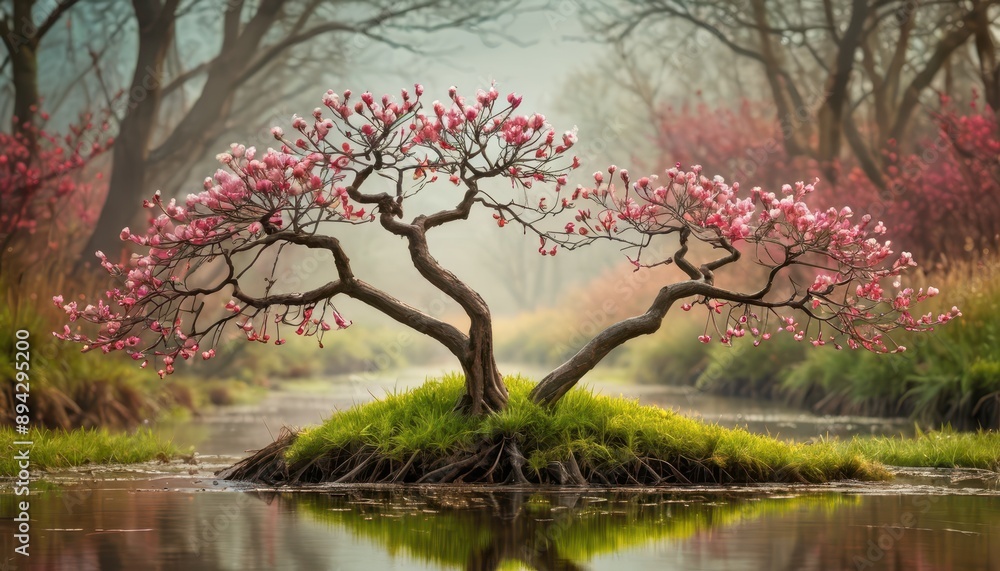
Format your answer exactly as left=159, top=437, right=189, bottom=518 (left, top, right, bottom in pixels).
left=2, top=368, right=998, bottom=570
left=3, top=481, right=998, bottom=570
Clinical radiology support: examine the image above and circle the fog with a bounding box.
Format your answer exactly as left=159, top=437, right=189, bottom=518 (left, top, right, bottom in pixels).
left=6, top=0, right=994, bottom=329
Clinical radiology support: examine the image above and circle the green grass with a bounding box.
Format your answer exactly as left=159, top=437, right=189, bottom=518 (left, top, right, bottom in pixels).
left=0, top=427, right=177, bottom=475
left=836, top=428, right=1000, bottom=471
left=286, top=374, right=888, bottom=483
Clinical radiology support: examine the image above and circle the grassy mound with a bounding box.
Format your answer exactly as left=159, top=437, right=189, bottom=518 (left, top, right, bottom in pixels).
left=220, top=374, right=887, bottom=485
left=1, top=427, right=177, bottom=475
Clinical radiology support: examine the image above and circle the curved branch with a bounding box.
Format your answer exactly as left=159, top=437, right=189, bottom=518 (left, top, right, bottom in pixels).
left=232, top=229, right=468, bottom=358
left=530, top=270, right=805, bottom=405
left=419, top=181, right=479, bottom=230
left=35, top=0, right=84, bottom=44
left=232, top=279, right=345, bottom=308
left=530, top=280, right=702, bottom=405
left=347, top=279, right=469, bottom=359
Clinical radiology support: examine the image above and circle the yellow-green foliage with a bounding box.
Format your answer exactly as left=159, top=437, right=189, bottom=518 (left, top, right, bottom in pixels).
left=0, top=428, right=177, bottom=475
left=837, top=428, right=1000, bottom=471
left=296, top=492, right=856, bottom=569
left=286, top=374, right=887, bottom=483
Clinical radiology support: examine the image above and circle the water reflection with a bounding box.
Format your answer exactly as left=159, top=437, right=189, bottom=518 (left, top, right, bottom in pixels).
left=1, top=486, right=997, bottom=570
left=292, top=489, right=854, bottom=570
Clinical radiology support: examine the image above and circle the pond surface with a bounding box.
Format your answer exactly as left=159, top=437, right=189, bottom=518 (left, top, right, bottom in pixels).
left=2, top=475, right=998, bottom=570
left=2, top=368, right=997, bottom=570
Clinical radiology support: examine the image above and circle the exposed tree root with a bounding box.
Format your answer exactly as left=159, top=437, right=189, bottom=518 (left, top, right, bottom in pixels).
left=218, top=427, right=828, bottom=486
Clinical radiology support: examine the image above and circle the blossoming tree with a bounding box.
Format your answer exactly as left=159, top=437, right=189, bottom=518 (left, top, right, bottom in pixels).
left=55, top=84, right=959, bottom=415
left=1, top=111, right=112, bottom=260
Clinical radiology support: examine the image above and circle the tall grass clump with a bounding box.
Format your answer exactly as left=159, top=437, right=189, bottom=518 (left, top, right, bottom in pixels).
left=0, top=276, right=195, bottom=429
left=836, top=427, right=1000, bottom=471
left=783, top=259, right=1000, bottom=428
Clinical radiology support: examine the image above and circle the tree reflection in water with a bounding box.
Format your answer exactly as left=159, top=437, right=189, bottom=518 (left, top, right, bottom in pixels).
left=290, top=489, right=848, bottom=571
left=5, top=486, right=996, bottom=570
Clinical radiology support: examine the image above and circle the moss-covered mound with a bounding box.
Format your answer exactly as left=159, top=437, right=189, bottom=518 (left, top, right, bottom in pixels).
left=220, top=374, right=887, bottom=485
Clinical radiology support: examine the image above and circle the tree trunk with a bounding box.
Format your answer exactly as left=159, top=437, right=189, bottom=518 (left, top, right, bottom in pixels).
left=971, top=0, right=1000, bottom=124
left=815, top=0, right=868, bottom=183
left=5, top=0, right=40, bottom=144
left=457, top=318, right=508, bottom=416
left=10, top=42, right=38, bottom=139
left=78, top=0, right=177, bottom=264
left=749, top=0, right=811, bottom=159
left=531, top=285, right=687, bottom=406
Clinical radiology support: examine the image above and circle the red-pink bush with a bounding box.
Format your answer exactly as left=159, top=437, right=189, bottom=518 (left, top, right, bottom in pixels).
left=647, top=95, right=1000, bottom=263
left=1, top=111, right=113, bottom=257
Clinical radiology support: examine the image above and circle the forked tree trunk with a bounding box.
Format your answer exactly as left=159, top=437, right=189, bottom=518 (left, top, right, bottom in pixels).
left=457, top=319, right=508, bottom=415
left=531, top=283, right=703, bottom=406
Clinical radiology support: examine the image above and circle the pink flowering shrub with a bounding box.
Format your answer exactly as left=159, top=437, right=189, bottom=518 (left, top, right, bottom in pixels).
left=871, top=97, right=1000, bottom=262
left=54, top=83, right=956, bottom=410
left=0, top=111, right=112, bottom=256
left=646, top=95, right=1000, bottom=264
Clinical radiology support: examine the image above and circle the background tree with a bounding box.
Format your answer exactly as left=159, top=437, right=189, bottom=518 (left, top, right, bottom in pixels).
left=587, top=0, right=1000, bottom=188
left=55, top=85, right=957, bottom=415
left=2, top=0, right=521, bottom=265
left=0, top=0, right=82, bottom=143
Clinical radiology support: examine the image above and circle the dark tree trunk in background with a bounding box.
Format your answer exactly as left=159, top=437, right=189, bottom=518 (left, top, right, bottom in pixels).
left=1, top=0, right=83, bottom=145
left=79, top=0, right=178, bottom=264
left=82, top=0, right=286, bottom=262
left=971, top=0, right=1000, bottom=127
left=815, top=0, right=868, bottom=184
left=8, top=21, right=39, bottom=140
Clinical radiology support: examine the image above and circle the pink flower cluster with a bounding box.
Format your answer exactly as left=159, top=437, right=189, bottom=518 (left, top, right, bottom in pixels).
left=54, top=84, right=585, bottom=376
left=547, top=163, right=960, bottom=353
left=1, top=110, right=113, bottom=250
